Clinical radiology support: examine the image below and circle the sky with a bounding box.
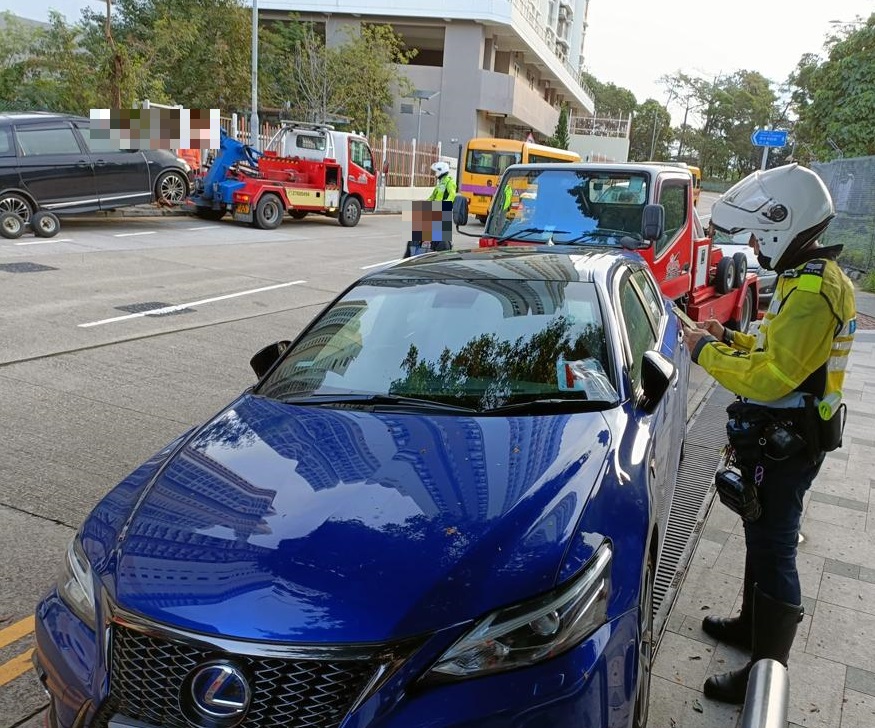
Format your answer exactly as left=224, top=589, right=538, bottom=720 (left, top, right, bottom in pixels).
left=4, top=0, right=875, bottom=122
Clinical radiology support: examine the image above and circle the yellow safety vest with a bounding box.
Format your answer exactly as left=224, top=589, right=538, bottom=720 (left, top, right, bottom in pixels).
left=696, top=252, right=856, bottom=404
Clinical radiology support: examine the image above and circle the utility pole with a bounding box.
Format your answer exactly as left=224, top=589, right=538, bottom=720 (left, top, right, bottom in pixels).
left=250, top=0, right=259, bottom=150
left=105, top=0, right=122, bottom=108
left=648, top=110, right=659, bottom=159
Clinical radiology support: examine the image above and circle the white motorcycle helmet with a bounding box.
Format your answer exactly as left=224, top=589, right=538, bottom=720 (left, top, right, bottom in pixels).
left=431, top=161, right=450, bottom=177
left=710, top=163, right=835, bottom=271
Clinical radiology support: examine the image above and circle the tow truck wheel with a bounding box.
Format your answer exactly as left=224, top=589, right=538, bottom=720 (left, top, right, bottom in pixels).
left=732, top=252, right=748, bottom=288
left=255, top=194, right=284, bottom=230
left=194, top=205, right=226, bottom=221
left=729, top=287, right=756, bottom=334
left=30, top=211, right=60, bottom=238
left=715, top=257, right=736, bottom=294
left=338, top=195, right=362, bottom=227
left=0, top=212, right=25, bottom=239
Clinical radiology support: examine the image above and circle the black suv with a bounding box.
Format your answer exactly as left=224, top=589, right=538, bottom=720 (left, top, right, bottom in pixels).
left=0, top=111, right=193, bottom=222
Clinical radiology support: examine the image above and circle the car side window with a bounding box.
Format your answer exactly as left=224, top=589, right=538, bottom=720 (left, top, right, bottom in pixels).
left=619, top=274, right=657, bottom=390
left=632, top=269, right=665, bottom=327
left=655, top=181, right=688, bottom=257
left=0, top=128, right=15, bottom=157
left=15, top=125, right=82, bottom=156
left=77, top=124, right=124, bottom=154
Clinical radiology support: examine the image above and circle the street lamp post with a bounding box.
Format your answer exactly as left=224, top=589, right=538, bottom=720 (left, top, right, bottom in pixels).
left=250, top=0, right=259, bottom=150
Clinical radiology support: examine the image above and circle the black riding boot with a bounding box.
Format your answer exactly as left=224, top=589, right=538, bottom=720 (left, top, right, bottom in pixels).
left=703, top=586, right=802, bottom=704
left=702, top=556, right=754, bottom=650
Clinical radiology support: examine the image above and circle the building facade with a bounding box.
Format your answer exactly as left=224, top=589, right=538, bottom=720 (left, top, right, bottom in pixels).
left=261, top=0, right=596, bottom=151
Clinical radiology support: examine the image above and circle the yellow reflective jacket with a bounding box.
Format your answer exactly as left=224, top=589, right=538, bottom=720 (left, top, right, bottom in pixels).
left=428, top=174, right=457, bottom=202
left=694, top=250, right=856, bottom=403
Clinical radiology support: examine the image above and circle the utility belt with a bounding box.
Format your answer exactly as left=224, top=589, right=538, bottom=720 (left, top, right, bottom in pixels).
left=714, top=396, right=846, bottom=522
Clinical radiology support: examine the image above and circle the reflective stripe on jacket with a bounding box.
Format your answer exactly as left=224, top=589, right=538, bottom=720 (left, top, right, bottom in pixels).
left=696, top=254, right=856, bottom=403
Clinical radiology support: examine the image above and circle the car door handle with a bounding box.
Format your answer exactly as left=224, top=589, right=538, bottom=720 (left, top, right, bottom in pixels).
left=94, top=159, right=107, bottom=166
left=76, top=160, right=91, bottom=168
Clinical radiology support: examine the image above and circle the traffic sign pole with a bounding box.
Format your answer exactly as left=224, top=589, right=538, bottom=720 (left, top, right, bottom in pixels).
left=761, top=144, right=769, bottom=170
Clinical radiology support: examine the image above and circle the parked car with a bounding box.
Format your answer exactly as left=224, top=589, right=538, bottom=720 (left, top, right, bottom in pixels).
left=34, top=247, right=689, bottom=728
left=0, top=111, right=192, bottom=222
left=712, top=229, right=778, bottom=308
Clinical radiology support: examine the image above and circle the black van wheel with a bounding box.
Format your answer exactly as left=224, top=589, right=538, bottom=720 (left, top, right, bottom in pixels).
left=31, top=211, right=61, bottom=238
left=0, top=192, right=34, bottom=223
left=0, top=212, right=25, bottom=239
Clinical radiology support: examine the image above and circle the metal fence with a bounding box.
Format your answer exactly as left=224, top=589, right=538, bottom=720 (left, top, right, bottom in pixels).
left=811, top=156, right=875, bottom=275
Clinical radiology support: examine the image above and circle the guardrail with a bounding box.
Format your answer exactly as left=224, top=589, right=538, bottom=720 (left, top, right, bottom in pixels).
left=740, top=659, right=790, bottom=728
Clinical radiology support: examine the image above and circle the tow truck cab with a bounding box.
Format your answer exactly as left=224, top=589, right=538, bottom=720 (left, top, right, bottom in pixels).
left=468, top=162, right=758, bottom=331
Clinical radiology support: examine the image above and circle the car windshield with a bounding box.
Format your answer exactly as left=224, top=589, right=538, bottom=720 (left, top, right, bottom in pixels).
left=486, top=169, right=650, bottom=245
left=257, top=277, right=617, bottom=412
left=465, top=149, right=521, bottom=176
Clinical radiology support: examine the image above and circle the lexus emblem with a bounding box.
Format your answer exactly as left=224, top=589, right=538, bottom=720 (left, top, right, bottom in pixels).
left=182, top=662, right=251, bottom=726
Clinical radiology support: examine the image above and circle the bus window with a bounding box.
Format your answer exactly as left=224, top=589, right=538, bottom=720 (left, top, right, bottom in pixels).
left=465, top=150, right=521, bottom=175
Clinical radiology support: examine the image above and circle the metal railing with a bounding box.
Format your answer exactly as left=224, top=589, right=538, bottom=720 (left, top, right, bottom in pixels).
left=740, top=659, right=790, bottom=728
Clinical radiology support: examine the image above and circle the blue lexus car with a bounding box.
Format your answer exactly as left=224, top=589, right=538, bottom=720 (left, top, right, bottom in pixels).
left=34, top=247, right=689, bottom=728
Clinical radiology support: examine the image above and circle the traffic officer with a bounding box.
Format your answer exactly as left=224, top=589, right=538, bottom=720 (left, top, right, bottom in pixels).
left=428, top=161, right=457, bottom=202
left=682, top=163, right=857, bottom=704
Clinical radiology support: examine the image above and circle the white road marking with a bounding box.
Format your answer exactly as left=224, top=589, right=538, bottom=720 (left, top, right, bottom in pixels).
left=14, top=238, right=74, bottom=246
left=114, top=231, right=156, bottom=238
left=78, top=280, right=307, bottom=328
left=361, top=258, right=401, bottom=270
left=186, top=225, right=221, bottom=231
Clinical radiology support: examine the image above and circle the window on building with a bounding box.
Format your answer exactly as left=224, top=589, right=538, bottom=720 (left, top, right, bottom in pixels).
left=388, top=24, right=445, bottom=67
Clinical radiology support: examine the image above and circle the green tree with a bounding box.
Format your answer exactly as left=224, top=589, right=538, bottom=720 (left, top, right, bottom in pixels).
left=581, top=71, right=637, bottom=117
left=791, top=14, right=875, bottom=161
left=333, top=24, right=416, bottom=136
left=629, top=99, right=672, bottom=161
left=259, top=14, right=309, bottom=112
left=545, top=104, right=570, bottom=149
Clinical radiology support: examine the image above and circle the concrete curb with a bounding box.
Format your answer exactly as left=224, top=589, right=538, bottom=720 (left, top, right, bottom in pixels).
left=59, top=205, right=402, bottom=223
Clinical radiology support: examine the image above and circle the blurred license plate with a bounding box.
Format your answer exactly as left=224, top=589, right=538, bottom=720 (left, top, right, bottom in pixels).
left=236, top=203, right=250, bottom=214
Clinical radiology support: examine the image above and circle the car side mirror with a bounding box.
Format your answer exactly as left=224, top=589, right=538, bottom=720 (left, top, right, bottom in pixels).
left=452, top=196, right=469, bottom=226
left=250, top=340, right=292, bottom=379
left=640, top=350, right=676, bottom=413
left=641, top=204, right=664, bottom=244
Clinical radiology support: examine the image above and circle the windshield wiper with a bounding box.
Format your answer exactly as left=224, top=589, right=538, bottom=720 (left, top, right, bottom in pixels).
left=277, top=392, right=478, bottom=413
left=484, top=397, right=616, bottom=415
left=557, top=230, right=645, bottom=249
left=493, top=227, right=570, bottom=245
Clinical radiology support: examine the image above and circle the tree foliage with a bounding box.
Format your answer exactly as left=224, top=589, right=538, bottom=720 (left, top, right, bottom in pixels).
left=545, top=104, right=570, bottom=150
left=791, top=15, right=875, bottom=162
left=628, top=99, right=672, bottom=161
left=0, top=5, right=412, bottom=136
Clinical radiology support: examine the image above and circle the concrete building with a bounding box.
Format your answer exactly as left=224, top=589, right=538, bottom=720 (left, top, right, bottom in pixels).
left=260, top=0, right=596, bottom=151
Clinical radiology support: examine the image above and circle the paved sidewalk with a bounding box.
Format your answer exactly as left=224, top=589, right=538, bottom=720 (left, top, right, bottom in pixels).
left=649, top=288, right=875, bottom=728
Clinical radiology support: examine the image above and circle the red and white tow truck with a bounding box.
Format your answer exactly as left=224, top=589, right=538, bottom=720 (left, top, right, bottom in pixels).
left=189, top=121, right=377, bottom=228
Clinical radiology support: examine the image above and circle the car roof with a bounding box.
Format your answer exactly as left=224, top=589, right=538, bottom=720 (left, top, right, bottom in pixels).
left=362, top=247, right=644, bottom=284
left=0, top=111, right=88, bottom=125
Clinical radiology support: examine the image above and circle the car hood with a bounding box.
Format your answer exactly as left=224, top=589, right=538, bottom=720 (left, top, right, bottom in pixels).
left=105, top=394, right=611, bottom=643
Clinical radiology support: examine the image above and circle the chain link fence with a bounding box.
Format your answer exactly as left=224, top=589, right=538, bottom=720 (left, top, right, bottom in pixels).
left=811, top=156, right=875, bottom=277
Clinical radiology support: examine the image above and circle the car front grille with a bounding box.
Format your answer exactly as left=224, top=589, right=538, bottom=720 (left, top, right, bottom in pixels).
left=94, top=624, right=381, bottom=728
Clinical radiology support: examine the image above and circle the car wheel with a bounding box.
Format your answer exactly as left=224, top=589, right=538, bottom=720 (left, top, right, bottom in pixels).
left=254, top=194, right=284, bottom=230
left=715, top=257, right=735, bottom=294
left=30, top=211, right=60, bottom=238
left=632, top=555, right=655, bottom=728
left=290, top=210, right=308, bottom=220
left=338, top=195, right=362, bottom=227
left=155, top=170, right=189, bottom=206
left=0, top=212, right=25, bottom=239
left=0, top=192, right=34, bottom=224
left=194, top=205, right=227, bottom=221
left=732, top=252, right=748, bottom=288
left=729, top=286, right=756, bottom=334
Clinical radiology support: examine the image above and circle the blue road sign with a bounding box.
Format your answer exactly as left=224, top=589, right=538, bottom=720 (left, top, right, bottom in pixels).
left=751, top=129, right=789, bottom=148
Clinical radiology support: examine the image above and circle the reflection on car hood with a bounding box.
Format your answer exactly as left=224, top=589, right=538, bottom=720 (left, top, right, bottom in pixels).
left=104, top=394, right=612, bottom=642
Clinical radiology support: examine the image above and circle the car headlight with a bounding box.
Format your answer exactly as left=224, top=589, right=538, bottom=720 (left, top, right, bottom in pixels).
left=424, top=542, right=612, bottom=681
left=57, top=537, right=97, bottom=629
